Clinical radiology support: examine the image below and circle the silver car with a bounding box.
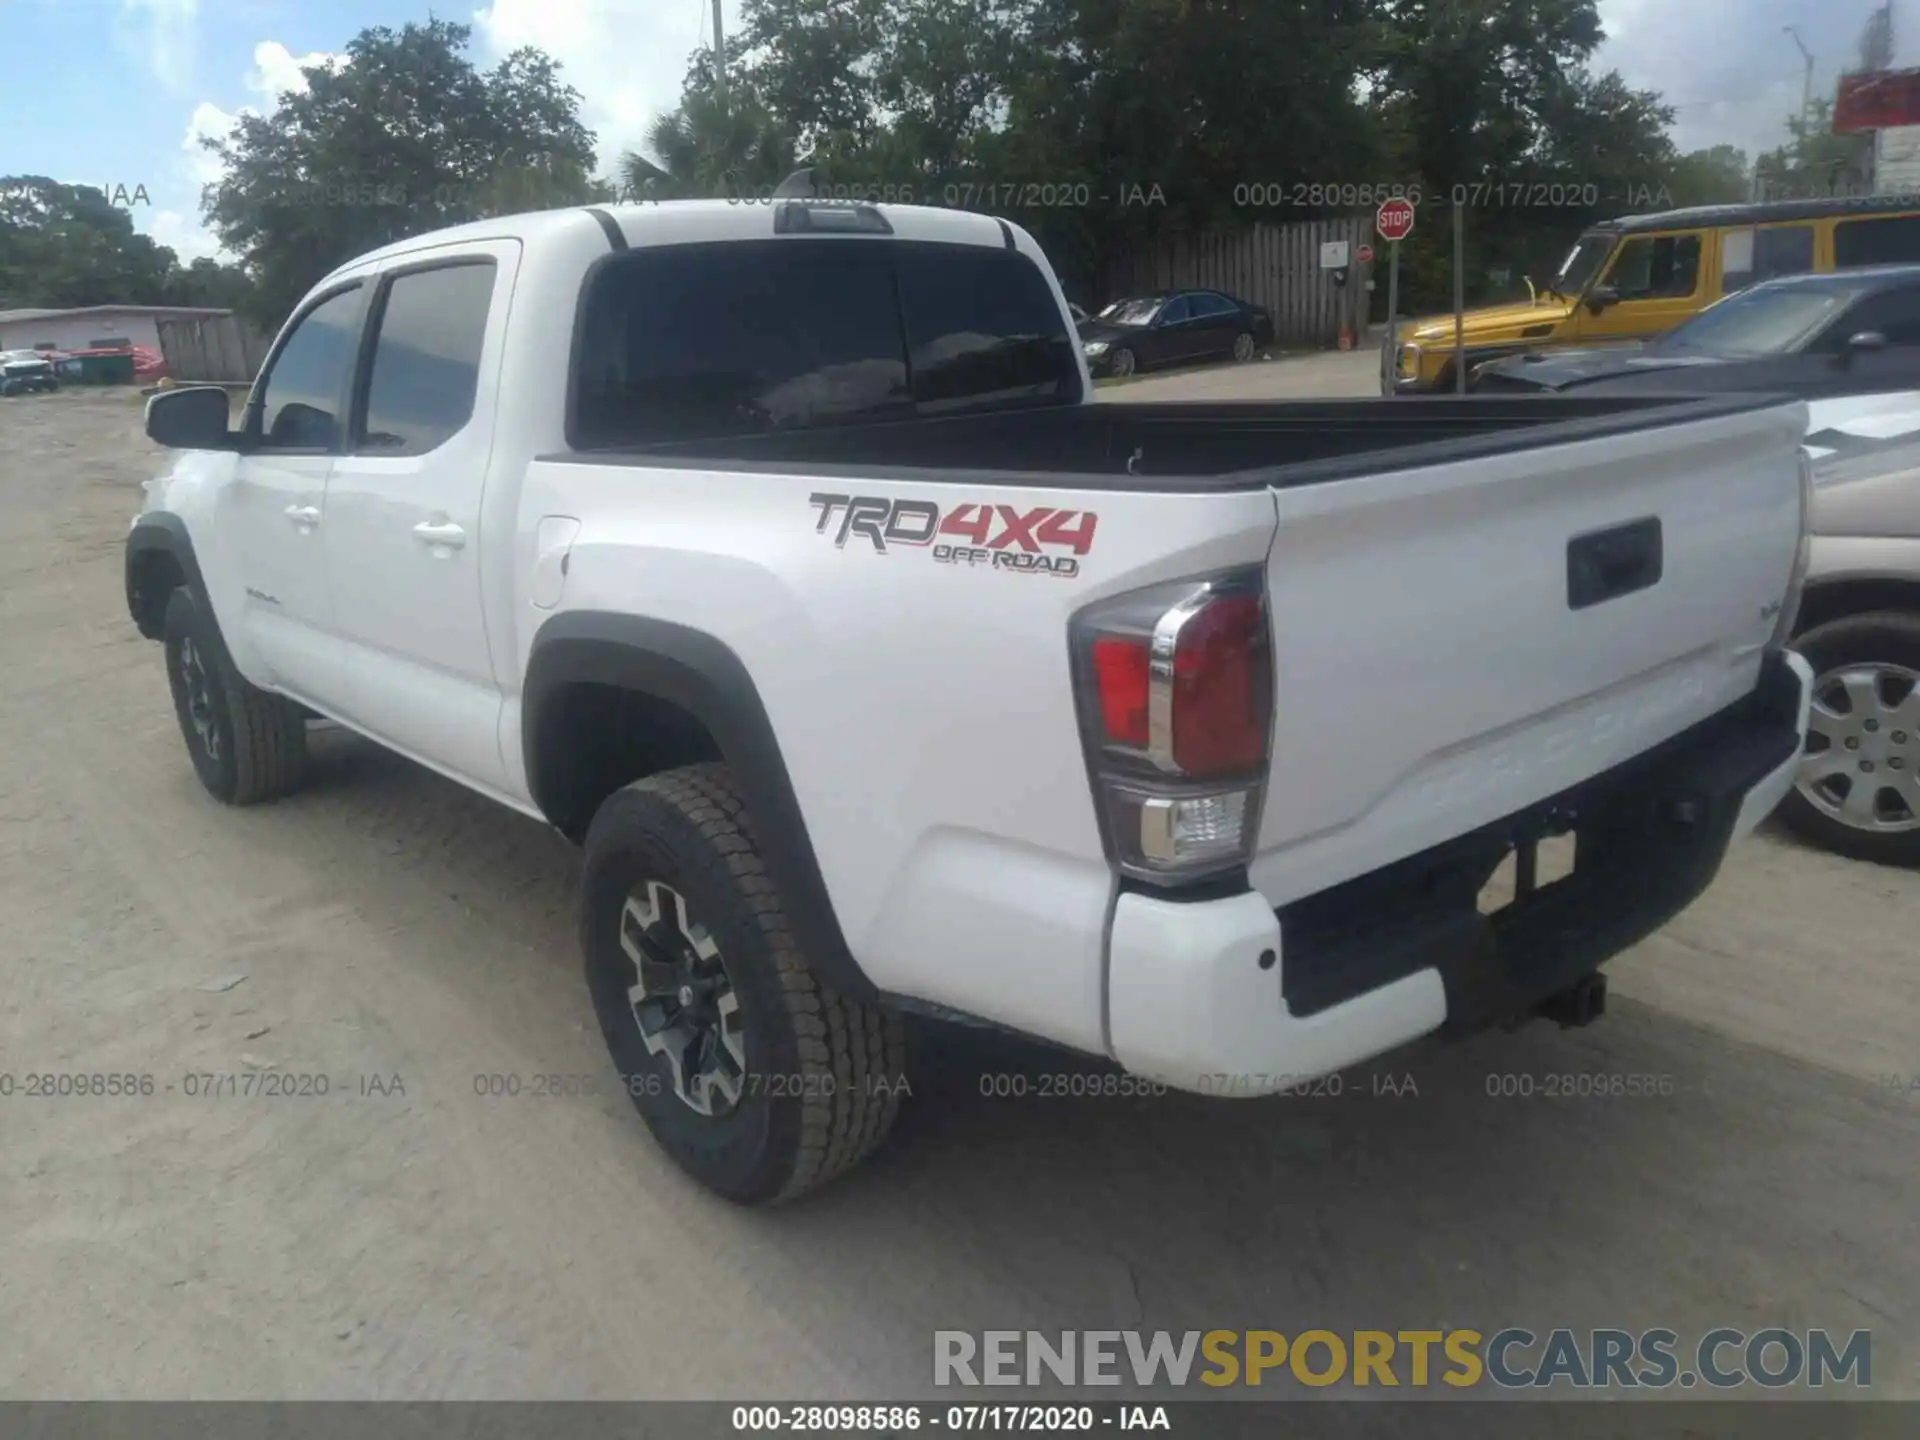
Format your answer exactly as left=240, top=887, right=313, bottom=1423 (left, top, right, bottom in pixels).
left=1782, top=391, right=1920, bottom=864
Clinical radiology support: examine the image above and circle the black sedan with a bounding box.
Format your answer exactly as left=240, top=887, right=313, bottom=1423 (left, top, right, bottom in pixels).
left=1472, top=264, right=1920, bottom=399
left=1078, top=290, right=1273, bottom=378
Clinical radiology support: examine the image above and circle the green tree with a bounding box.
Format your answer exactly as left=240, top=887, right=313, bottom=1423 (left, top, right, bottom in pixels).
left=619, top=55, right=795, bottom=200
left=1754, top=99, right=1873, bottom=200
left=0, top=177, right=177, bottom=308
left=200, top=19, right=600, bottom=326
left=164, top=255, right=260, bottom=309
left=1666, top=145, right=1751, bottom=208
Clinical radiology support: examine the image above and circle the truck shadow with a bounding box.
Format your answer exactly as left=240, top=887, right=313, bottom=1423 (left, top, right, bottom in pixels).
left=285, top=729, right=1916, bottom=1390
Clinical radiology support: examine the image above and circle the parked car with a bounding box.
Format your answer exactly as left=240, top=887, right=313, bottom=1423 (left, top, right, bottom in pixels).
left=1079, top=288, right=1272, bottom=377
left=1473, top=265, right=1920, bottom=398
left=1385, top=195, right=1920, bottom=394
left=0, top=357, right=59, bottom=395
left=1777, top=390, right=1920, bottom=864
left=129, top=194, right=1810, bottom=1203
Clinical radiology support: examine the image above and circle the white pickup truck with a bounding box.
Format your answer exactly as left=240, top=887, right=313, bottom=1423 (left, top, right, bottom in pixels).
left=128, top=193, right=1815, bottom=1203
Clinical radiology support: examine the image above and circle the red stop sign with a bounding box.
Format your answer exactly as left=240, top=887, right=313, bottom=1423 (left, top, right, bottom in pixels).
left=1376, top=198, right=1416, bottom=243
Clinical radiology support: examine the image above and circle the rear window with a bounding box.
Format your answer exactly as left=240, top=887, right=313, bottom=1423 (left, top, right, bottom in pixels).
left=571, top=238, right=1079, bottom=448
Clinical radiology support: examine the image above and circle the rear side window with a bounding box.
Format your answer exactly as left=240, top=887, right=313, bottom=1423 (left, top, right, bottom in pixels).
left=571, top=239, right=1078, bottom=447
left=1835, top=214, right=1920, bottom=267
left=1722, top=225, right=1814, bottom=294
left=357, top=262, right=495, bottom=454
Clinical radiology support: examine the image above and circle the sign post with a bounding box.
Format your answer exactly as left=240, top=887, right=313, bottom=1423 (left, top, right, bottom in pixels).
left=1375, top=198, right=1415, bottom=395
left=1452, top=196, right=1466, bottom=393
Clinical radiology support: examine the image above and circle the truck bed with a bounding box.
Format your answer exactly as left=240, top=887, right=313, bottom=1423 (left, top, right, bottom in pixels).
left=558, top=394, right=1794, bottom=489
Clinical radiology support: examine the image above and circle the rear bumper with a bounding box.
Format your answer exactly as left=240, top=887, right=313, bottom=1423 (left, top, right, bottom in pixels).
left=1106, top=650, right=1811, bottom=1095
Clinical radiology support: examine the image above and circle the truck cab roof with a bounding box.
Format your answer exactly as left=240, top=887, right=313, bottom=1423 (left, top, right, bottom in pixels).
left=321, top=198, right=1019, bottom=285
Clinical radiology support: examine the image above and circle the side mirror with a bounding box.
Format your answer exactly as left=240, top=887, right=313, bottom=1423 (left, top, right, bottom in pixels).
left=1847, top=331, right=1889, bottom=355
left=145, top=386, right=235, bottom=450
left=1585, top=285, right=1621, bottom=315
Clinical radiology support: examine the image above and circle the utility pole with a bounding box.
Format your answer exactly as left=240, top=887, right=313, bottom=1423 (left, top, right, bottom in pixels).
left=1785, top=26, right=1815, bottom=131
left=712, top=0, right=727, bottom=105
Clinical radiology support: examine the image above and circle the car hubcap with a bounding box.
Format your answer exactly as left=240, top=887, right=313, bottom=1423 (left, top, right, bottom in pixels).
left=619, top=880, right=746, bottom=1116
left=1796, top=663, right=1920, bottom=833
left=177, top=638, right=221, bottom=761
left=1234, top=333, right=1254, bottom=361
left=1114, top=349, right=1134, bottom=376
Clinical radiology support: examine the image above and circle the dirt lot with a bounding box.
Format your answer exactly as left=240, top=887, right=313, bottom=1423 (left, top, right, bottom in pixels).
left=2, top=390, right=1917, bottom=1403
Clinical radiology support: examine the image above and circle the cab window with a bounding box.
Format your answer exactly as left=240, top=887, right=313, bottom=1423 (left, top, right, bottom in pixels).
left=1605, top=233, right=1702, bottom=300
left=1721, top=225, right=1814, bottom=294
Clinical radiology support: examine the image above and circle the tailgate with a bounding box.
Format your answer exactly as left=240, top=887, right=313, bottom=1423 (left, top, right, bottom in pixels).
left=1248, top=398, right=1807, bottom=907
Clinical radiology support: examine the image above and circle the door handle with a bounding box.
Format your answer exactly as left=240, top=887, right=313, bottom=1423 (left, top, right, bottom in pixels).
left=285, top=504, right=321, bottom=528
left=412, top=520, right=467, bottom=550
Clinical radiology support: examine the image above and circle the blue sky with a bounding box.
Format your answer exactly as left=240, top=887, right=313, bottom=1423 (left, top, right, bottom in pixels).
left=0, top=0, right=1903, bottom=265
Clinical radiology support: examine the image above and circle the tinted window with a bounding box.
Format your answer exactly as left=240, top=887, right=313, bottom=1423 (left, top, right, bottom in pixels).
left=1865, top=286, right=1920, bottom=345
left=1190, top=293, right=1236, bottom=318
left=1158, top=295, right=1192, bottom=324
left=358, top=263, right=495, bottom=454
left=1835, top=215, right=1920, bottom=268
left=1723, top=225, right=1815, bottom=294
left=572, top=240, right=1076, bottom=447
left=1606, top=234, right=1702, bottom=299
left=895, top=244, right=1077, bottom=410
left=256, top=286, right=361, bottom=449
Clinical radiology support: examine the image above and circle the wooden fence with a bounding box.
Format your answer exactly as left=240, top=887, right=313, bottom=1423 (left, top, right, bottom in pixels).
left=1102, top=216, right=1376, bottom=349
left=155, top=313, right=274, bottom=385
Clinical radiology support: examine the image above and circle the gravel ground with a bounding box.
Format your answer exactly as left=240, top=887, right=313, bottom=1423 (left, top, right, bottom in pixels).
left=1, top=389, right=1916, bottom=1404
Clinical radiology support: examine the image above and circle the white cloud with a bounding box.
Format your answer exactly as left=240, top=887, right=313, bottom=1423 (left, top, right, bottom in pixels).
left=182, top=100, right=239, bottom=189
left=1594, top=0, right=1901, bottom=157
left=118, top=0, right=200, bottom=92
left=473, top=0, right=731, bottom=174
left=245, top=40, right=347, bottom=104
left=144, top=208, right=224, bottom=262
left=155, top=42, right=345, bottom=262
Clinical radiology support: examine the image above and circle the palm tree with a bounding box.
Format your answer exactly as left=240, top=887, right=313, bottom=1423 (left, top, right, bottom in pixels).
left=619, top=81, right=796, bottom=201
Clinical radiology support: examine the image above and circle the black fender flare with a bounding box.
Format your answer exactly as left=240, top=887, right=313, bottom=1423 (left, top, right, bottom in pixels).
left=125, top=511, right=210, bottom=639
left=523, top=611, right=875, bottom=1000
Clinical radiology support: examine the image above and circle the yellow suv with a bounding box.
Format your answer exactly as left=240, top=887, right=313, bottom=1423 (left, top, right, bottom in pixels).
left=1384, top=197, right=1920, bottom=393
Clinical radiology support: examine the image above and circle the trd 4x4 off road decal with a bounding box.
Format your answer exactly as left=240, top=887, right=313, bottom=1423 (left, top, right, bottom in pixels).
left=808, top=494, right=1097, bottom=578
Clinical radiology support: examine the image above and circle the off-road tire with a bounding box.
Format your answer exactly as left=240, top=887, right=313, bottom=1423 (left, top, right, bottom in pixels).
left=162, top=586, right=307, bottom=805
left=1778, top=611, right=1920, bottom=866
left=580, top=763, right=908, bottom=1203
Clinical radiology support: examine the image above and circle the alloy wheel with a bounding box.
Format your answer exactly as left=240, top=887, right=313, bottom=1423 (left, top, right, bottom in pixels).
left=177, top=637, right=222, bottom=762
left=1795, top=663, right=1920, bottom=833
left=619, top=879, right=747, bottom=1116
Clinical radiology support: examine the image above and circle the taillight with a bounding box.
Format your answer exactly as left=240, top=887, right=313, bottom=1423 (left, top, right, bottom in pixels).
left=1070, top=571, right=1273, bottom=883
left=1091, top=636, right=1150, bottom=747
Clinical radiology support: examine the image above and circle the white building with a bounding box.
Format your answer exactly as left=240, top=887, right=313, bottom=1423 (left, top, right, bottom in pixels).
left=0, top=304, right=233, bottom=354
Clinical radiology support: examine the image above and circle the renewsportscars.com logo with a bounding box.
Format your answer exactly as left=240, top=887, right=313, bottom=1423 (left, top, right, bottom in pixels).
left=933, top=1328, right=1872, bottom=1391
left=810, top=493, right=1098, bottom=577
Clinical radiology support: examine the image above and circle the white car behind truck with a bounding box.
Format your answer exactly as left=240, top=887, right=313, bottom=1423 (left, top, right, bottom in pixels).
left=127, top=190, right=1815, bottom=1203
